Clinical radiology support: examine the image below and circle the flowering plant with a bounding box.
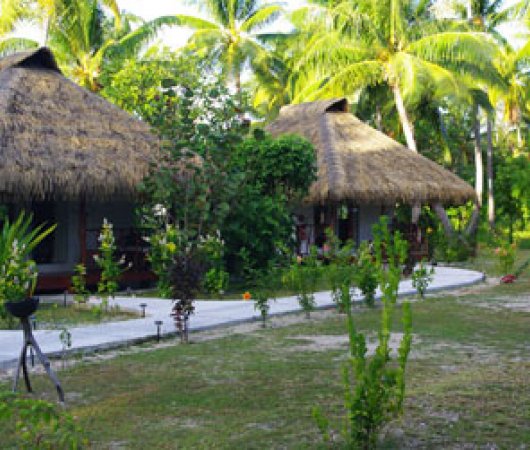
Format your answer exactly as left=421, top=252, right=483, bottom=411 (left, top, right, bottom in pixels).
left=94, top=219, right=130, bottom=308
left=146, top=224, right=183, bottom=298
left=412, top=259, right=435, bottom=298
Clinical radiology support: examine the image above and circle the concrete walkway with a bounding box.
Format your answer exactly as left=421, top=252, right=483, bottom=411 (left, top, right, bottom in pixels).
left=0, top=266, right=484, bottom=369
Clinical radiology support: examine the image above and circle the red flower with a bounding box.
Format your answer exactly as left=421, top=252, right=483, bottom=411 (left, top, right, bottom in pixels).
left=500, top=274, right=516, bottom=284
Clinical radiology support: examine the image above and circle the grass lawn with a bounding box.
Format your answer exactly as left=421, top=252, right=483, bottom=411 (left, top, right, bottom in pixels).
left=0, top=251, right=529, bottom=448
left=0, top=302, right=139, bottom=330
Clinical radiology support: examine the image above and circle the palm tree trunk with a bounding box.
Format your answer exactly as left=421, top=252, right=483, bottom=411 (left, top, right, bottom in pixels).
left=487, top=115, right=495, bottom=229
left=392, top=83, right=421, bottom=224
left=375, top=104, right=383, bottom=131
left=433, top=203, right=454, bottom=238
left=392, top=84, right=418, bottom=152
left=473, top=103, right=484, bottom=206
left=235, top=69, right=242, bottom=110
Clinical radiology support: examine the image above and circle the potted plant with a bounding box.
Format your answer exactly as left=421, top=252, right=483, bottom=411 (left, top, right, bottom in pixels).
left=0, top=212, right=56, bottom=323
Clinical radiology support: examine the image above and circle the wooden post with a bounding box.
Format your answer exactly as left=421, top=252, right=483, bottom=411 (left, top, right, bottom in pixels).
left=79, top=199, right=87, bottom=266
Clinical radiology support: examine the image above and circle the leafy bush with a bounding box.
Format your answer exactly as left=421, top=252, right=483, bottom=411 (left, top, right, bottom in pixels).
left=412, top=259, right=435, bottom=298
left=200, top=232, right=229, bottom=296
left=251, top=267, right=281, bottom=327
left=283, top=248, right=321, bottom=318
left=94, top=219, right=129, bottom=309
left=0, top=390, right=88, bottom=448
left=170, top=251, right=206, bottom=343
left=494, top=241, right=517, bottom=274
left=314, top=216, right=412, bottom=449
left=71, top=263, right=90, bottom=304
left=146, top=223, right=182, bottom=298
left=355, top=241, right=378, bottom=307
left=223, top=132, right=316, bottom=275
left=0, top=212, right=55, bottom=328
left=325, top=231, right=356, bottom=312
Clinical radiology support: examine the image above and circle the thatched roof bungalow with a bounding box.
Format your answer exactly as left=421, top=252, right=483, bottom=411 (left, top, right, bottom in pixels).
left=266, top=98, right=475, bottom=254
left=0, top=48, right=158, bottom=290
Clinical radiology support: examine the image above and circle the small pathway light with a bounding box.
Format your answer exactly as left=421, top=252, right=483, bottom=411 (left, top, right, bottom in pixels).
left=139, top=303, right=147, bottom=318
left=155, top=320, right=163, bottom=343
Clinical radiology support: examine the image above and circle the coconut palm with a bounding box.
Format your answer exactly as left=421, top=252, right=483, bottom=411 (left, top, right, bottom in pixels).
left=294, top=0, right=502, bottom=154
left=0, top=0, right=120, bottom=39
left=46, top=0, right=177, bottom=91
left=169, top=0, right=282, bottom=97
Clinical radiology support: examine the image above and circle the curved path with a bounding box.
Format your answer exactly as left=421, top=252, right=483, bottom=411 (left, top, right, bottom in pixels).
left=0, top=266, right=484, bottom=369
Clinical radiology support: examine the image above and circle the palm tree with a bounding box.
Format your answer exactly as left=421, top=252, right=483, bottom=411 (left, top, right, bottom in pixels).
left=45, top=0, right=176, bottom=91
left=169, top=0, right=282, bottom=98
left=294, top=0, right=501, bottom=154
left=291, top=0, right=505, bottom=236
left=0, top=0, right=120, bottom=41
left=460, top=0, right=519, bottom=227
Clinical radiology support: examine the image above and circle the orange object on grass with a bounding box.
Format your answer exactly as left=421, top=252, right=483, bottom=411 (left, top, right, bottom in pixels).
left=242, top=291, right=252, bottom=300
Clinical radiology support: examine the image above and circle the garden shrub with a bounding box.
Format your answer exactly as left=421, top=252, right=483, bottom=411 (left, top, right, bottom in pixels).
left=0, top=212, right=55, bottom=329
left=169, top=250, right=206, bottom=343
left=313, top=217, right=412, bottom=449
left=0, top=390, right=88, bottom=448
left=71, top=263, right=90, bottom=304
left=283, top=247, right=321, bottom=318
left=94, top=219, right=129, bottom=309
left=355, top=241, right=378, bottom=307
left=412, top=259, right=435, bottom=298
left=494, top=240, right=517, bottom=275
left=324, top=230, right=356, bottom=312
left=146, top=223, right=182, bottom=298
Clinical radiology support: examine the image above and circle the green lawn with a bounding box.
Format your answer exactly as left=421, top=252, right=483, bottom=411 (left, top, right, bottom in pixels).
left=0, top=302, right=139, bottom=330
left=0, top=251, right=529, bottom=448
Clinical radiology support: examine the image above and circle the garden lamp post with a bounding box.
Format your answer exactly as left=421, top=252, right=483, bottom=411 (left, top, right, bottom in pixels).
left=155, top=320, right=163, bottom=343
left=139, top=303, right=147, bottom=318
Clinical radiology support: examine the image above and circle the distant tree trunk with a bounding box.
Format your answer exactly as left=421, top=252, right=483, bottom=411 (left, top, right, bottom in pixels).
left=486, top=115, right=495, bottom=229
left=375, top=104, right=383, bottom=131
left=433, top=203, right=454, bottom=238
left=234, top=69, right=243, bottom=110
left=465, top=203, right=481, bottom=237
left=473, top=103, right=484, bottom=206
left=473, top=104, right=484, bottom=202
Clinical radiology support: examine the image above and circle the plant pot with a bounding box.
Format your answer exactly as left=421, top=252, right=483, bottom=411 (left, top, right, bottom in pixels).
left=5, top=297, right=40, bottom=319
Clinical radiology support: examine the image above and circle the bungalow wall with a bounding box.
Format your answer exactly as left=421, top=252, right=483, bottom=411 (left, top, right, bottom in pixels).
left=294, top=203, right=394, bottom=252
left=17, top=200, right=151, bottom=292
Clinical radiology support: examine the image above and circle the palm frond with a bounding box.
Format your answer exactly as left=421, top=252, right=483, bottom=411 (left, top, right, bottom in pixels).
left=407, top=32, right=499, bottom=68
left=241, top=5, right=282, bottom=33
left=0, top=37, right=38, bottom=56
left=297, top=60, right=384, bottom=101
left=170, top=14, right=219, bottom=31
left=115, top=16, right=188, bottom=57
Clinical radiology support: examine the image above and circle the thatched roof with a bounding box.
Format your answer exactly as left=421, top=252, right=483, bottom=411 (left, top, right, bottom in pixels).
left=0, top=47, right=158, bottom=201
left=265, top=98, right=476, bottom=205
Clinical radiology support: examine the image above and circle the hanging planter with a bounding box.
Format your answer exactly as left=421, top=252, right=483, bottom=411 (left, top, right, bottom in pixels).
left=5, top=297, right=40, bottom=319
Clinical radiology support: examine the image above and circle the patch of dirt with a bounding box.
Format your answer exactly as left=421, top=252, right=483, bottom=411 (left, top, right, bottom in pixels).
left=286, top=333, right=419, bottom=356
left=457, top=294, right=530, bottom=312
left=436, top=277, right=499, bottom=297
